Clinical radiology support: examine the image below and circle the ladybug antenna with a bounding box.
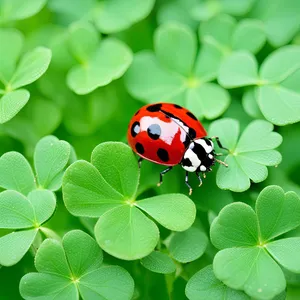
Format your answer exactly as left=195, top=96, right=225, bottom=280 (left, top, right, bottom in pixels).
left=215, top=158, right=228, bottom=168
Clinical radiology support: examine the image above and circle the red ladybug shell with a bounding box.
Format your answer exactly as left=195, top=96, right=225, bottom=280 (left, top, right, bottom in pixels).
left=127, top=103, right=207, bottom=166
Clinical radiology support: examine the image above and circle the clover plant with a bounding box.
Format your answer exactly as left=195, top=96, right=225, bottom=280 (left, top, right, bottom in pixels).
left=0, top=1, right=300, bottom=300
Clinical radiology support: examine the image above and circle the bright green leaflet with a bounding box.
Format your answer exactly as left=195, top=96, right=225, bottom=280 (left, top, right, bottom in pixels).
left=125, top=22, right=230, bottom=120
left=211, top=185, right=300, bottom=299
left=0, top=189, right=56, bottom=266
left=141, top=251, right=176, bottom=274
left=186, top=265, right=250, bottom=300
left=66, top=22, right=133, bottom=94
left=209, top=118, right=282, bottom=192
left=63, top=142, right=196, bottom=260
left=167, top=226, right=208, bottom=263
left=0, top=0, right=46, bottom=23
left=94, top=0, right=155, bottom=34
left=0, top=152, right=36, bottom=195
left=218, top=46, right=300, bottom=126
left=20, top=230, right=135, bottom=300
left=34, top=136, right=71, bottom=190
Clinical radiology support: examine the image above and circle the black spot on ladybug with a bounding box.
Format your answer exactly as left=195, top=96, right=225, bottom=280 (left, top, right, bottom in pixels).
left=173, top=104, right=183, bottom=109
left=134, top=109, right=140, bottom=116
left=203, top=138, right=212, bottom=146
left=181, top=157, right=192, bottom=167
left=189, top=128, right=196, bottom=139
left=157, top=148, right=169, bottom=162
left=187, top=111, right=197, bottom=120
left=131, top=121, right=140, bottom=137
left=135, top=143, right=144, bottom=154
left=146, top=103, right=162, bottom=112
left=147, top=124, right=161, bottom=140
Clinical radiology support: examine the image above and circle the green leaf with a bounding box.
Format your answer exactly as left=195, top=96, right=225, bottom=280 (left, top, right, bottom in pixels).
left=0, top=190, right=35, bottom=229
left=168, top=226, right=208, bottom=263
left=186, top=265, right=250, bottom=300
left=27, top=190, right=56, bottom=226
left=0, top=0, right=47, bottom=23
left=94, top=0, right=155, bottom=33
left=256, top=186, right=300, bottom=241
left=232, top=19, right=266, bottom=54
left=210, top=119, right=282, bottom=192
left=78, top=266, right=134, bottom=300
left=140, top=251, right=176, bottom=274
left=62, top=230, right=103, bottom=277
left=35, top=239, right=71, bottom=276
left=242, top=88, right=264, bottom=119
left=154, top=23, right=197, bottom=76
left=10, top=47, right=52, bottom=90
left=68, top=22, right=99, bottom=63
left=210, top=202, right=258, bottom=249
left=63, top=161, right=124, bottom=217
left=213, top=247, right=286, bottom=300
left=186, top=83, right=230, bottom=119
left=136, top=194, right=196, bottom=232
left=20, top=273, right=78, bottom=300
left=0, top=28, right=24, bottom=82
left=94, top=205, right=159, bottom=260
left=250, top=0, right=300, bottom=47
left=0, top=229, right=38, bottom=266
left=34, top=136, right=71, bottom=190
left=257, top=85, right=300, bottom=126
left=67, top=38, right=132, bottom=94
left=91, top=142, right=139, bottom=199
left=220, top=0, right=255, bottom=16
left=218, top=51, right=259, bottom=88
left=260, top=45, right=300, bottom=83
left=0, top=90, right=30, bottom=124
left=125, top=51, right=185, bottom=103
left=0, top=152, right=35, bottom=195
left=266, top=238, right=300, bottom=273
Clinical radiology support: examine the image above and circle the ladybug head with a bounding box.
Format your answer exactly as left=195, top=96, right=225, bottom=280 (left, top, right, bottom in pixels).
left=181, top=138, right=216, bottom=173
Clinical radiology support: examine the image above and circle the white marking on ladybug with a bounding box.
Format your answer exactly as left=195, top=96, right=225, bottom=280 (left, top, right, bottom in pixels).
left=195, top=138, right=214, bottom=153
left=200, top=165, right=207, bottom=172
left=208, top=154, right=213, bottom=159
left=140, top=116, right=188, bottom=145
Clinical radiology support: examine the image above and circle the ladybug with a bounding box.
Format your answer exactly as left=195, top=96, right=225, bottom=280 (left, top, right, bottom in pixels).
left=127, top=103, right=228, bottom=195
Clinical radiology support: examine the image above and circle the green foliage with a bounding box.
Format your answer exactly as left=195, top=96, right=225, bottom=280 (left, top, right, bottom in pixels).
left=0, top=29, right=51, bottom=124
left=63, top=142, right=196, bottom=259
left=20, top=230, right=134, bottom=300
left=125, top=22, right=230, bottom=120
left=210, top=185, right=300, bottom=299
left=209, top=118, right=282, bottom=191
left=1, top=1, right=300, bottom=299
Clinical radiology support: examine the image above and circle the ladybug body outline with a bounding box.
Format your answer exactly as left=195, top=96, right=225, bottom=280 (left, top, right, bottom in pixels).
left=127, top=103, right=228, bottom=194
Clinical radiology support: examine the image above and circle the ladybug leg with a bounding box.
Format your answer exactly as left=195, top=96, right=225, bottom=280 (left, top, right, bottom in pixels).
left=157, top=166, right=173, bottom=187
left=211, top=136, right=229, bottom=151
left=185, top=171, right=193, bottom=196
left=196, top=171, right=203, bottom=187
left=138, top=157, right=143, bottom=168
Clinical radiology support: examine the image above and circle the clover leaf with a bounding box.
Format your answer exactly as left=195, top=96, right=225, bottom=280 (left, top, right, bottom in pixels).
left=48, top=0, right=154, bottom=34
left=0, top=189, right=56, bottom=266
left=63, top=142, right=196, bottom=260
left=66, top=22, right=133, bottom=94
left=141, top=251, right=176, bottom=274
left=166, top=223, right=208, bottom=263
left=0, top=29, right=51, bottom=124
left=218, top=46, right=300, bottom=125
left=0, top=0, right=46, bottom=24
left=200, top=14, right=266, bottom=55
left=125, top=22, right=230, bottom=120
left=210, top=185, right=300, bottom=299
left=249, top=0, right=300, bottom=47
left=186, top=265, right=250, bottom=300
left=19, top=230, right=134, bottom=300
left=209, top=118, right=282, bottom=192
